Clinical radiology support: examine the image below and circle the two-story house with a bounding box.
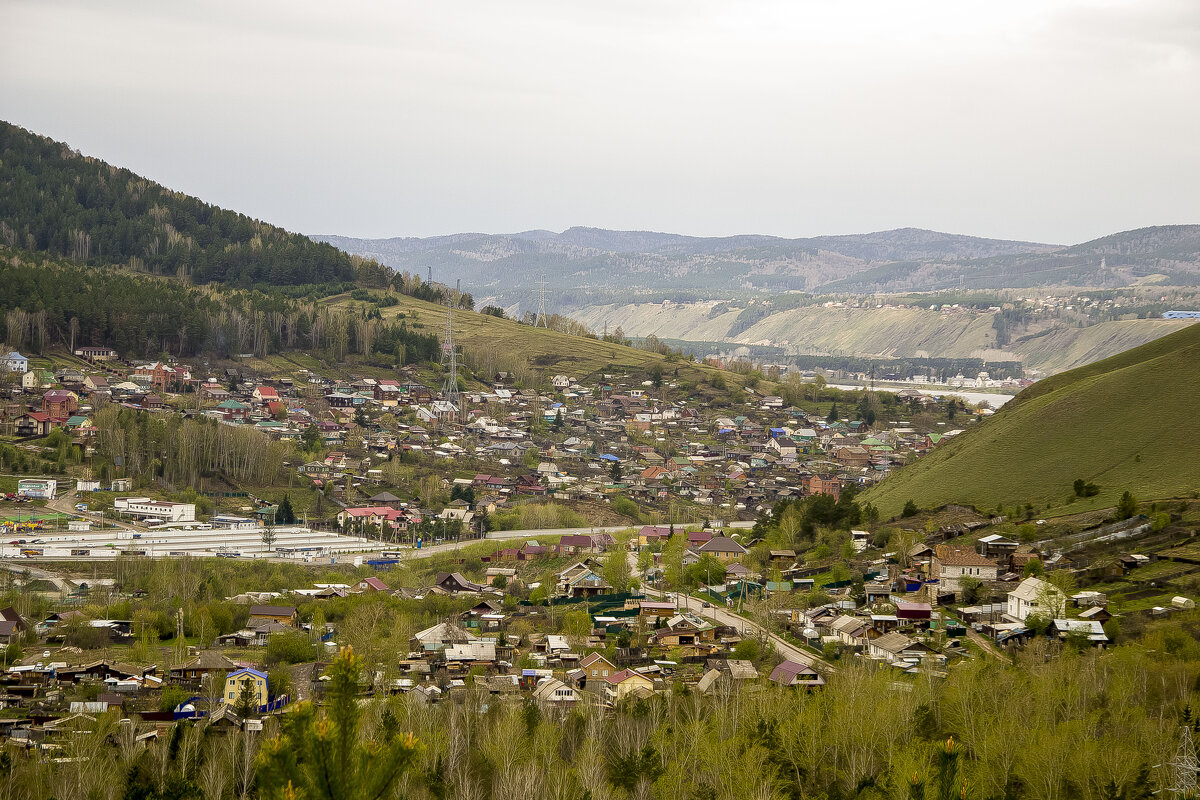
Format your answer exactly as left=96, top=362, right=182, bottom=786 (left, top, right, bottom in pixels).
left=933, top=546, right=999, bottom=592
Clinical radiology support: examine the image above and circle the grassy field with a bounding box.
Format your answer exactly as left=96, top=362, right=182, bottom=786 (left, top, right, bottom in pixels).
left=324, top=292, right=744, bottom=389
left=864, top=323, right=1200, bottom=518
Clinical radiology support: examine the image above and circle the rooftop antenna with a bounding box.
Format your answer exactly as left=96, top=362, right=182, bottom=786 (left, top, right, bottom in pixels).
left=534, top=273, right=549, bottom=328
left=441, top=303, right=460, bottom=417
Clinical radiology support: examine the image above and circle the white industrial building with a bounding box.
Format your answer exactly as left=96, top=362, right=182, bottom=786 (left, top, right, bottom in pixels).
left=17, top=478, right=57, bottom=499
left=113, top=497, right=196, bottom=523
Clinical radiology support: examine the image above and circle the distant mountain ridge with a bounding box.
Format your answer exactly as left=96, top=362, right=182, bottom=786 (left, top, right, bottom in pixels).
left=316, top=224, right=1200, bottom=300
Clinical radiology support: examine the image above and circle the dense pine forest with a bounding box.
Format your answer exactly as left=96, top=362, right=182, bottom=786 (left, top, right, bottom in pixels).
left=0, top=253, right=441, bottom=362
left=0, top=121, right=360, bottom=286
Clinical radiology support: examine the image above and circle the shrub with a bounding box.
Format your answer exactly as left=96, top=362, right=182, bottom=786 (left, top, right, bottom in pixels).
left=1117, top=491, right=1139, bottom=520
left=266, top=631, right=318, bottom=666
left=732, top=639, right=761, bottom=662
left=160, top=685, right=192, bottom=712
left=611, top=495, right=641, bottom=519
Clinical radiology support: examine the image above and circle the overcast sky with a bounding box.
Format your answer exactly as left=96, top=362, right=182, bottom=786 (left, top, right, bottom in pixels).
left=2, top=0, right=1198, bottom=244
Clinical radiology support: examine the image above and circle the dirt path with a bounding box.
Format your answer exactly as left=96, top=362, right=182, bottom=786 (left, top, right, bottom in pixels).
left=965, top=626, right=1005, bottom=659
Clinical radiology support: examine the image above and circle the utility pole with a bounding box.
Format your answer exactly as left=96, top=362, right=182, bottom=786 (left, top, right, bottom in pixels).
left=441, top=303, right=460, bottom=420
left=534, top=273, right=549, bottom=328
left=1167, top=725, right=1199, bottom=797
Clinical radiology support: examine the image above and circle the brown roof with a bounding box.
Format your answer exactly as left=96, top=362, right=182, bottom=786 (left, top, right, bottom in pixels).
left=174, top=650, right=238, bottom=672
left=934, top=546, right=998, bottom=568
left=699, top=536, right=748, bottom=554
left=248, top=605, right=296, bottom=617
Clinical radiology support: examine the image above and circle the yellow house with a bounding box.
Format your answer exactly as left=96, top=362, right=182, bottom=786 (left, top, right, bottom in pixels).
left=637, top=525, right=671, bottom=547
left=223, top=668, right=269, bottom=709
left=603, top=668, right=655, bottom=704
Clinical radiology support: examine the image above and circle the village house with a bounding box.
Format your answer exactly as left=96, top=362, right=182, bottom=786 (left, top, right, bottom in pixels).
left=14, top=412, right=54, bottom=437
left=252, top=386, right=280, bottom=405
left=1006, top=576, right=1066, bottom=621
left=768, top=661, right=826, bottom=689
left=932, top=546, right=999, bottom=591
left=637, top=600, right=677, bottom=621
left=575, top=652, right=619, bottom=693
left=637, top=525, right=672, bottom=547
left=555, top=562, right=612, bottom=597
left=22, top=368, right=55, bottom=390
left=807, top=474, right=842, bottom=499
left=355, top=577, right=389, bottom=593
left=557, top=533, right=612, bottom=555
left=216, top=399, right=251, bottom=422
left=830, top=615, right=870, bottom=647
left=0, top=608, right=28, bottom=646
left=1050, top=619, right=1108, bottom=646
left=433, top=572, right=486, bottom=594
left=698, top=536, right=748, bottom=562
left=247, top=605, right=297, bottom=627
left=868, top=632, right=934, bottom=665
left=603, top=668, right=655, bottom=704
left=168, top=652, right=237, bottom=681
left=74, top=346, right=117, bottom=362
left=223, top=668, right=269, bottom=707
left=650, top=613, right=718, bottom=652
left=1, top=351, right=28, bottom=373
left=131, top=361, right=179, bottom=391
left=83, top=374, right=110, bottom=394
left=532, top=677, right=580, bottom=709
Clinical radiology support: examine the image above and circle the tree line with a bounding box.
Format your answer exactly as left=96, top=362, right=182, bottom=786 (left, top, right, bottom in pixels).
left=3, top=630, right=1195, bottom=800
left=93, top=405, right=290, bottom=486
left=0, top=256, right=440, bottom=362
left=0, top=121, right=365, bottom=286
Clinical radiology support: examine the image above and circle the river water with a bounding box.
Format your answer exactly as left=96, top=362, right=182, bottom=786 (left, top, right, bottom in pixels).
left=826, top=383, right=1016, bottom=408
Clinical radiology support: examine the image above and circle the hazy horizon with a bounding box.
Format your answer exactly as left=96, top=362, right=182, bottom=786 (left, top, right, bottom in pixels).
left=3, top=1, right=1198, bottom=244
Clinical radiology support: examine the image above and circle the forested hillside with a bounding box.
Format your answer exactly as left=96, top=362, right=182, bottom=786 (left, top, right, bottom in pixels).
left=0, top=251, right=439, bottom=362
left=0, top=121, right=363, bottom=286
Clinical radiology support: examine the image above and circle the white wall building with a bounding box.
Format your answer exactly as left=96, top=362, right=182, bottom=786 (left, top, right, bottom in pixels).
left=1006, top=576, right=1066, bottom=621
left=1, top=352, right=28, bottom=373
left=17, top=478, right=56, bottom=499
left=113, top=497, right=196, bottom=523
left=210, top=515, right=259, bottom=530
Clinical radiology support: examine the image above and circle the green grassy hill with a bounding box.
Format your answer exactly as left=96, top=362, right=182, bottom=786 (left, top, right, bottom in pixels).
left=324, top=291, right=740, bottom=389
left=864, top=323, right=1200, bottom=518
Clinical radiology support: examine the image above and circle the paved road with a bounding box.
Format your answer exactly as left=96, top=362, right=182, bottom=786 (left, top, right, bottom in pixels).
left=390, top=521, right=753, bottom=561
left=622, top=544, right=831, bottom=673
left=44, top=488, right=145, bottom=532
left=643, top=585, right=831, bottom=672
